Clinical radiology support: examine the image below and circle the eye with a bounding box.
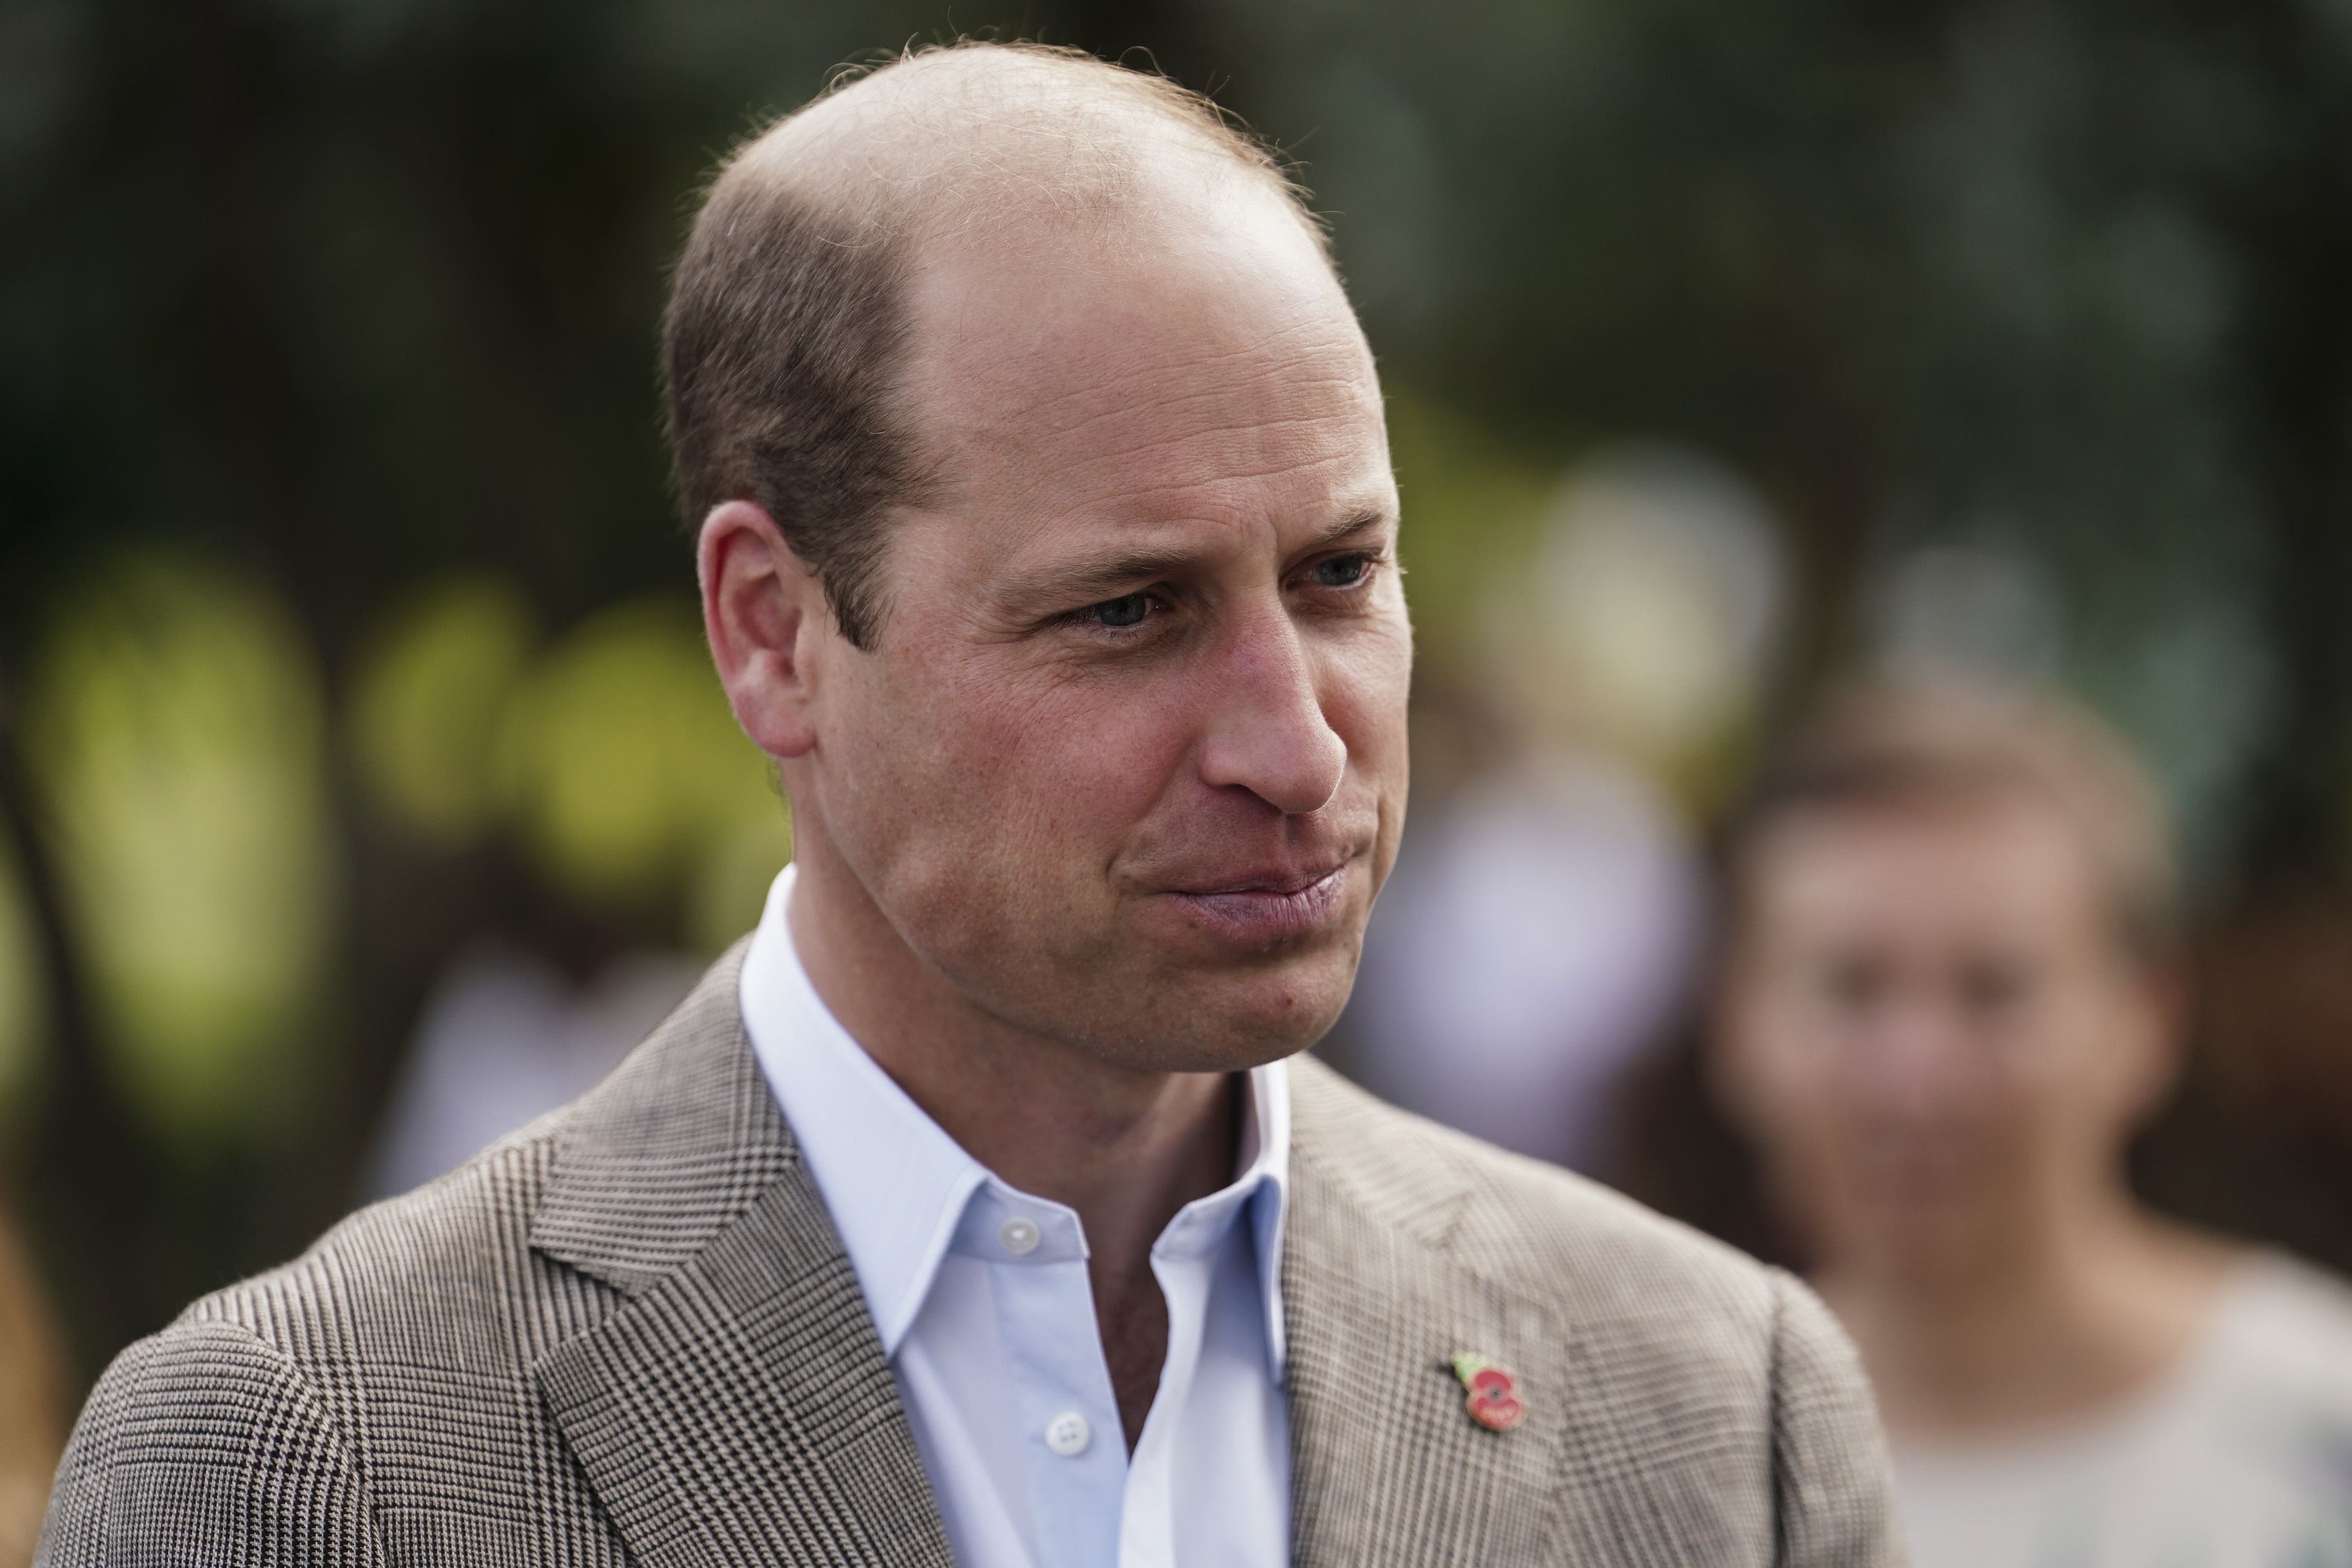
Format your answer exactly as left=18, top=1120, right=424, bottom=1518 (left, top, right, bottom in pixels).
left=1817, top=953, right=1889, bottom=1015
left=1307, top=553, right=1376, bottom=589
left=1083, top=592, right=1155, bottom=629
left=1957, top=958, right=2035, bottom=1024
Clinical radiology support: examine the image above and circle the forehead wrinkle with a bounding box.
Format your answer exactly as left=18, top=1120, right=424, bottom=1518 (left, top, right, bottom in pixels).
left=922, top=323, right=1384, bottom=515
left=997, top=463, right=1392, bottom=543
left=982, top=334, right=1376, bottom=426
left=956, top=381, right=1384, bottom=472
left=944, top=405, right=1372, bottom=518
left=927, top=316, right=1380, bottom=460
left=911, top=272, right=1369, bottom=444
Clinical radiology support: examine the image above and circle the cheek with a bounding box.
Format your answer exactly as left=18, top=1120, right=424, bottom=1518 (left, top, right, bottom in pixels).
left=976, top=670, right=1204, bottom=836
left=1319, top=612, right=1415, bottom=789
left=1333, top=601, right=1414, bottom=733
left=853, top=650, right=1197, bottom=885
left=1724, top=996, right=1839, bottom=1137
left=2020, top=997, right=2152, bottom=1140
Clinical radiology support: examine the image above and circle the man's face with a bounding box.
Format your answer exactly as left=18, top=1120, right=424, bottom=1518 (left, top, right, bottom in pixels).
left=1714, top=796, right=2172, bottom=1279
left=792, top=187, right=1410, bottom=1072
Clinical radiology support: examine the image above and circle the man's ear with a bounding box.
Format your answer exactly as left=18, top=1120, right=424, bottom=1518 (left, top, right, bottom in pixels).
left=699, top=499, right=826, bottom=759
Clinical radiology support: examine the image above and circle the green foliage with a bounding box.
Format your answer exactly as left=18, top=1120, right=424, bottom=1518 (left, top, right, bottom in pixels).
left=351, top=577, right=539, bottom=847
left=1385, top=388, right=1555, bottom=661
left=495, top=596, right=784, bottom=917
left=20, top=555, right=334, bottom=1147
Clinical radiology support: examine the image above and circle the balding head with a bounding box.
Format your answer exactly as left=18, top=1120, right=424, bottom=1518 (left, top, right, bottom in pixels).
left=665, top=43, right=1329, bottom=647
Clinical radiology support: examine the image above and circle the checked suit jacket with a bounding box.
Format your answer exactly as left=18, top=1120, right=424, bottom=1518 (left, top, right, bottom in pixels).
left=41, top=944, right=1903, bottom=1567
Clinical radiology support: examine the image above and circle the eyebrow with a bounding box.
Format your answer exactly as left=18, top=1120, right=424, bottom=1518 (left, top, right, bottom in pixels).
left=1002, top=508, right=1394, bottom=612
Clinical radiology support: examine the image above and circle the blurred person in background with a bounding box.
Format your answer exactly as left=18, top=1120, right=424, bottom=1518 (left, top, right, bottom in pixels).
left=1712, top=674, right=2352, bottom=1568
left=1345, top=750, right=1703, bottom=1170
left=361, top=942, right=702, bottom=1200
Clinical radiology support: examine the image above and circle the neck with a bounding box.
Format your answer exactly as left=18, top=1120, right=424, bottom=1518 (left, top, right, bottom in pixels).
left=1816, top=1181, right=2235, bottom=1439
left=785, top=832, right=1238, bottom=1282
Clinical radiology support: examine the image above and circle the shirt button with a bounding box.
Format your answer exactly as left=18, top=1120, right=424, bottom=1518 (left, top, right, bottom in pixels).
left=999, top=1217, right=1041, bottom=1256
left=1044, top=1410, right=1090, bottom=1457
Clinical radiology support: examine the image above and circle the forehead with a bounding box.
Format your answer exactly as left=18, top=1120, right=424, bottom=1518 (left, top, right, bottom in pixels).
left=895, top=185, right=1391, bottom=538
left=1745, top=794, right=2108, bottom=945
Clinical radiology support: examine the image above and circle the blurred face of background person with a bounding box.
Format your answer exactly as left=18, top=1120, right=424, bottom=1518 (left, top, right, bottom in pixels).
left=1715, top=787, right=2176, bottom=1290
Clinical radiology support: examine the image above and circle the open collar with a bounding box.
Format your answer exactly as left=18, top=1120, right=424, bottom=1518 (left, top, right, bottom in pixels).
left=737, top=862, right=1291, bottom=1368
left=524, top=914, right=1599, bottom=1568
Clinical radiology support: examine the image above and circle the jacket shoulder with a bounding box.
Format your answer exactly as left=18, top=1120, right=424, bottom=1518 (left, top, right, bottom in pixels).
left=183, top=1108, right=580, bottom=1365
left=41, top=1112, right=612, bottom=1568
left=180, top=937, right=767, bottom=1362
left=1291, top=1052, right=1785, bottom=1327
left=40, top=1310, right=383, bottom=1566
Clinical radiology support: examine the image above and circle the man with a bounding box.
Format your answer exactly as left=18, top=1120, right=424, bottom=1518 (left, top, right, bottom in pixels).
left=42, top=43, right=1899, bottom=1567
left=1711, top=675, right=2352, bottom=1568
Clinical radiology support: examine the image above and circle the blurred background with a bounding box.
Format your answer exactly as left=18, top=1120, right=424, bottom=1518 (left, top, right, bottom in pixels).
left=5, top=0, right=2352, bottom=1546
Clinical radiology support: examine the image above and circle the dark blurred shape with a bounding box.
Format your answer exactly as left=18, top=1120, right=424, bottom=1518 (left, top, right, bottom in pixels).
left=0, top=1200, right=62, bottom=1568
left=1690, top=672, right=2352, bottom=1568
left=0, top=843, right=46, bottom=1132
left=2144, top=894, right=2352, bottom=1275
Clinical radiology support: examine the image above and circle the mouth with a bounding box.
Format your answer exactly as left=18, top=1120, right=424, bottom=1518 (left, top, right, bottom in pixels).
left=1160, top=860, right=1356, bottom=947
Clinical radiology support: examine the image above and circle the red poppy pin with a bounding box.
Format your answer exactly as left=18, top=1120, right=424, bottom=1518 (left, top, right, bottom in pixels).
left=1449, top=1352, right=1525, bottom=1432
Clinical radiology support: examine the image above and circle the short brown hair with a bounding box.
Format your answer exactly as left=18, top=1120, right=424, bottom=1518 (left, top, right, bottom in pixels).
left=1725, top=673, right=2181, bottom=961
left=661, top=42, right=1315, bottom=648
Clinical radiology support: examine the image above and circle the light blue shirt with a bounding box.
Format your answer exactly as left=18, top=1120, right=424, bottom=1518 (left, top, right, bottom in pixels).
left=739, top=865, right=1292, bottom=1568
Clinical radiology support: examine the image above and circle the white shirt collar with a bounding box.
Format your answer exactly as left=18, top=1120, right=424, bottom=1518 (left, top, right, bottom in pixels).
left=737, top=863, right=1290, bottom=1365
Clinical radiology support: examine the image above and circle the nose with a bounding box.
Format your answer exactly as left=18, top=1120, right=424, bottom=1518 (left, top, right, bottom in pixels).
left=1852, top=999, right=1971, bottom=1119
left=1196, top=604, right=1347, bottom=816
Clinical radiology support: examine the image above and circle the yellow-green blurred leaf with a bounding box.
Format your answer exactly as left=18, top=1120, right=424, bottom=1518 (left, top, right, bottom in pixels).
left=350, top=576, right=536, bottom=845
left=1386, top=386, right=1555, bottom=660
left=21, top=553, right=336, bottom=1144
left=498, top=597, right=781, bottom=908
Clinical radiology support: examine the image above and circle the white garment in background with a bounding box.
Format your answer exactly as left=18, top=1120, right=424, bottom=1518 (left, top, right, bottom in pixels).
left=1345, top=753, right=1702, bottom=1169
left=1896, top=1252, right=2352, bottom=1568
left=365, top=945, right=701, bottom=1199
left=738, top=864, right=1291, bottom=1568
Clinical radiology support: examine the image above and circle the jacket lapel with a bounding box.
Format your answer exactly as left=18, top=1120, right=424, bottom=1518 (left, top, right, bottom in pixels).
left=527, top=945, right=953, bottom=1568
left=1284, top=1059, right=1666, bottom=1567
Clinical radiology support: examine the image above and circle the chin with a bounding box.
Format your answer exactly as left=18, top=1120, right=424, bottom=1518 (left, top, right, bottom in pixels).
left=1201, top=957, right=1358, bottom=1061
left=1097, top=952, right=1358, bottom=1073
left=1845, top=1197, right=1996, bottom=1271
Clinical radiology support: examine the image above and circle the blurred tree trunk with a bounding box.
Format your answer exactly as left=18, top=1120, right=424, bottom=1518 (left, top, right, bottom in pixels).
left=2228, top=3, right=2352, bottom=885
left=0, top=690, right=160, bottom=1377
